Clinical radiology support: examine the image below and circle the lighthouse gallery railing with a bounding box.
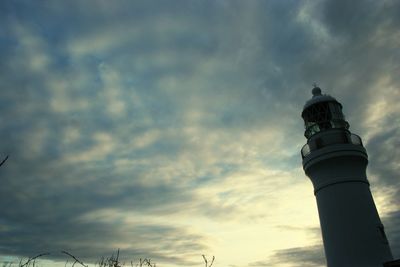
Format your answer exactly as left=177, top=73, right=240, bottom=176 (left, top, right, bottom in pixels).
left=301, top=133, right=362, bottom=159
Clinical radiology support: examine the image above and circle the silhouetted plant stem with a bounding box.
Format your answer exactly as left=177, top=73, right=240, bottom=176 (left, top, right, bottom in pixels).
left=20, top=253, right=50, bottom=267
left=202, top=255, right=215, bottom=267
left=61, top=251, right=88, bottom=267
left=0, top=155, right=9, bottom=168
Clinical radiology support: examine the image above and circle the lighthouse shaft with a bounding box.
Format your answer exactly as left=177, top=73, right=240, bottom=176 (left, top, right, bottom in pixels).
left=301, top=88, right=393, bottom=267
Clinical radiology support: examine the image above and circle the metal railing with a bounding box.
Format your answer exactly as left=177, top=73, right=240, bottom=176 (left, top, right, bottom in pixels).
left=301, top=133, right=363, bottom=159
left=350, top=133, right=362, bottom=146
left=301, top=143, right=311, bottom=158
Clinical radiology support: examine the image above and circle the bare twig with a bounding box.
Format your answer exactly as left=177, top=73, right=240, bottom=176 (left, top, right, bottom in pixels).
left=1, top=261, right=13, bottom=267
left=0, top=155, right=9, bottom=168
left=136, top=258, right=155, bottom=267
left=61, top=251, right=88, bottom=267
left=144, top=259, right=155, bottom=267
left=20, top=253, right=50, bottom=267
left=202, top=255, right=215, bottom=267
left=114, top=249, right=120, bottom=267
left=95, top=250, right=124, bottom=267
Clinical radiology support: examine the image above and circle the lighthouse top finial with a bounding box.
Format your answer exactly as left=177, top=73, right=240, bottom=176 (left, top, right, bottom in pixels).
left=312, top=83, right=322, bottom=97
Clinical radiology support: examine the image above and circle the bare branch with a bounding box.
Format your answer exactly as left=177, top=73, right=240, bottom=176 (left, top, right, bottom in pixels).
left=202, top=255, right=215, bottom=267
left=114, top=249, right=120, bottom=267
left=202, top=255, right=207, bottom=267
left=61, top=251, right=88, bottom=267
left=1, top=261, right=13, bottom=267
left=144, top=259, right=156, bottom=267
left=0, top=155, right=9, bottom=168
left=20, top=253, right=50, bottom=267
left=209, top=256, right=215, bottom=267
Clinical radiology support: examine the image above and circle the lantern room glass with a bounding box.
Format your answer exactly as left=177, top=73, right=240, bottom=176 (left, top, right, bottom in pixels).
left=302, top=101, right=349, bottom=139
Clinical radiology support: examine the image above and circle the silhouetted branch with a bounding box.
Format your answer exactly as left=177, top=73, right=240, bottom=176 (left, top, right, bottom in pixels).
left=4, top=250, right=210, bottom=267
left=0, top=155, right=9, bottom=168
left=144, top=259, right=156, bottom=267
left=96, top=249, right=123, bottom=267
left=1, top=261, right=13, bottom=267
left=136, top=258, right=155, bottom=267
left=20, top=253, right=50, bottom=267
left=61, top=251, right=88, bottom=267
left=202, top=255, right=214, bottom=267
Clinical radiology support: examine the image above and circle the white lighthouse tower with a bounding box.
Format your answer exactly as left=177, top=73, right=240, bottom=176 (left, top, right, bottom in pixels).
left=301, top=86, right=393, bottom=267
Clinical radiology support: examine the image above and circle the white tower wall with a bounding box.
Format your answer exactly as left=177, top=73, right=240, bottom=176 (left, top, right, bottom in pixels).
left=303, top=141, right=393, bottom=266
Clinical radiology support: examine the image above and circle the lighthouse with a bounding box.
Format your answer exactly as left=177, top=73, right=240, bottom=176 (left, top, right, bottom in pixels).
left=301, top=86, right=393, bottom=267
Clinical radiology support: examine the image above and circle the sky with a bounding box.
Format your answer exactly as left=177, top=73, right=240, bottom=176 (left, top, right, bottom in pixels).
left=0, top=0, right=399, bottom=266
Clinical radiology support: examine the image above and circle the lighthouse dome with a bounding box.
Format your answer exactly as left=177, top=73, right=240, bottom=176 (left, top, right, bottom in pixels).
left=303, top=87, right=339, bottom=110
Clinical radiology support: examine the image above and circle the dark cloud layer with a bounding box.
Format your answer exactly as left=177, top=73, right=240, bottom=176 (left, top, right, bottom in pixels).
left=368, top=127, right=400, bottom=259
left=0, top=0, right=399, bottom=266
left=252, top=245, right=325, bottom=267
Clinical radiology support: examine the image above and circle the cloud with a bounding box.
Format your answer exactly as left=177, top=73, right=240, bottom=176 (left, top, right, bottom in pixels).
left=266, top=245, right=325, bottom=267
left=248, top=226, right=324, bottom=267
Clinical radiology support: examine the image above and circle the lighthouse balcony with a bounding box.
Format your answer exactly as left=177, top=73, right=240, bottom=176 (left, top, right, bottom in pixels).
left=301, top=132, right=363, bottom=159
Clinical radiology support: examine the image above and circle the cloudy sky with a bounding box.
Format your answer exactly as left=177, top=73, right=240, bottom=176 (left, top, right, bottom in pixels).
left=0, top=1, right=399, bottom=266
